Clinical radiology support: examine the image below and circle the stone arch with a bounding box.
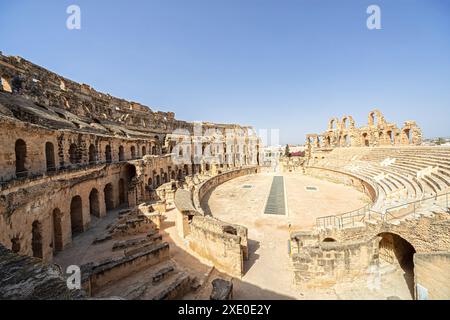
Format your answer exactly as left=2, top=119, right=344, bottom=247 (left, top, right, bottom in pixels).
left=88, top=144, right=96, bottom=164
left=163, top=172, right=168, bottom=183
left=119, top=179, right=125, bottom=205
left=131, top=146, right=136, bottom=159
left=70, top=195, right=84, bottom=236
left=45, top=142, right=56, bottom=172
left=148, top=177, right=153, bottom=187
left=402, top=128, right=412, bottom=144
left=142, top=146, right=146, bottom=156
left=156, top=175, right=161, bottom=186
left=15, top=139, right=27, bottom=178
left=378, top=232, right=416, bottom=298
left=171, top=171, right=176, bottom=180
left=69, top=143, right=79, bottom=164
left=362, top=132, right=369, bottom=147
left=52, top=208, right=63, bottom=253
left=105, top=145, right=112, bottom=163
left=104, top=183, right=114, bottom=211
left=368, top=109, right=384, bottom=127
left=31, top=220, right=43, bottom=258
left=119, top=145, right=125, bottom=161
left=328, top=117, right=340, bottom=130
left=183, top=164, right=189, bottom=176
left=89, top=188, right=100, bottom=217
left=11, top=237, right=20, bottom=253
left=343, top=135, right=350, bottom=147
left=387, top=130, right=394, bottom=144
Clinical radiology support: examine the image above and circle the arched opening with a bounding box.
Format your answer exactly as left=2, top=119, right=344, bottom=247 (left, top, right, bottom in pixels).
left=70, top=196, right=84, bottom=236
left=344, top=135, right=350, bottom=147
left=131, top=146, right=136, bottom=159
left=171, top=171, right=176, bottom=180
left=119, top=145, right=125, bottom=161
left=148, top=178, right=153, bottom=188
left=330, top=119, right=336, bottom=130
left=369, top=112, right=377, bottom=126
left=104, top=183, right=114, bottom=211
left=105, top=145, right=112, bottom=163
left=342, top=117, right=348, bottom=129
left=69, top=143, right=79, bottom=164
left=31, top=220, right=43, bottom=258
left=15, top=139, right=27, bottom=178
left=52, top=208, right=63, bottom=253
left=88, top=144, right=96, bottom=164
left=11, top=237, right=20, bottom=253
left=387, top=130, right=394, bottom=144
left=177, top=169, right=183, bottom=180
left=163, top=172, right=168, bottom=183
left=378, top=233, right=416, bottom=298
left=152, top=145, right=157, bottom=155
left=142, top=146, right=146, bottom=156
left=205, top=163, right=210, bottom=172
left=156, top=175, right=161, bottom=186
left=45, top=142, right=56, bottom=172
left=183, top=164, right=189, bottom=176
left=323, top=237, right=337, bottom=242
left=89, top=188, right=100, bottom=217
left=403, top=129, right=412, bottom=144
left=362, top=133, right=369, bottom=147
left=119, top=179, right=126, bottom=205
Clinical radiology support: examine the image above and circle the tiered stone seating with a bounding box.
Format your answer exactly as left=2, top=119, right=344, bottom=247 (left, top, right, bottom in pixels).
left=312, top=146, right=450, bottom=215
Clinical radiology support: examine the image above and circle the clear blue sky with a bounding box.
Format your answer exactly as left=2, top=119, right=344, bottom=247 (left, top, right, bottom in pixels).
left=1, top=0, right=449, bottom=144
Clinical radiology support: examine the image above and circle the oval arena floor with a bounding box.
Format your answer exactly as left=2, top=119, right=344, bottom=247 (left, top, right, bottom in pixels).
left=200, top=171, right=373, bottom=299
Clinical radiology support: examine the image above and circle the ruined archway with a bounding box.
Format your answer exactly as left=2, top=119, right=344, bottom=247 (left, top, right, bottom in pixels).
left=32, top=220, right=43, bottom=258
left=118, top=179, right=125, bottom=205
left=378, top=232, right=416, bottom=298
left=15, top=139, right=27, bottom=178
left=131, top=146, right=136, bottom=159
left=104, top=183, right=114, bottom=211
left=119, top=145, right=125, bottom=161
left=403, top=129, right=412, bottom=144
left=70, top=195, right=84, bottom=236
left=88, top=144, right=96, bottom=164
left=142, top=146, right=146, bottom=156
left=89, top=188, right=100, bottom=217
left=45, top=142, right=56, bottom=172
left=105, top=145, right=112, bottom=163
left=362, top=133, right=369, bottom=147
left=69, top=143, right=79, bottom=164
left=52, top=208, right=63, bottom=253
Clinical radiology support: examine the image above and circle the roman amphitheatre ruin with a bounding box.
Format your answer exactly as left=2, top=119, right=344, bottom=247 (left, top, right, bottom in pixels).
left=0, top=53, right=449, bottom=300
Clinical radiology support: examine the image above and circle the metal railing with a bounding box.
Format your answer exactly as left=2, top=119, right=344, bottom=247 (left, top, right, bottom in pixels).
left=383, top=191, right=449, bottom=221
left=316, top=204, right=371, bottom=229
left=317, top=191, right=450, bottom=229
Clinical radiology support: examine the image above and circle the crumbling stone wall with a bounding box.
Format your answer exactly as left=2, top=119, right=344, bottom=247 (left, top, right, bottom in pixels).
left=0, top=53, right=261, bottom=267
left=290, top=211, right=450, bottom=292
left=306, top=109, right=422, bottom=149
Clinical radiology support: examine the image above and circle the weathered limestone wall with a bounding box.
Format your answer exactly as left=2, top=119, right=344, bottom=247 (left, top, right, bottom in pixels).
left=172, top=168, right=255, bottom=277
left=291, top=237, right=379, bottom=288
left=290, top=211, right=450, bottom=293
left=414, top=252, right=450, bottom=300
left=188, top=216, right=246, bottom=278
